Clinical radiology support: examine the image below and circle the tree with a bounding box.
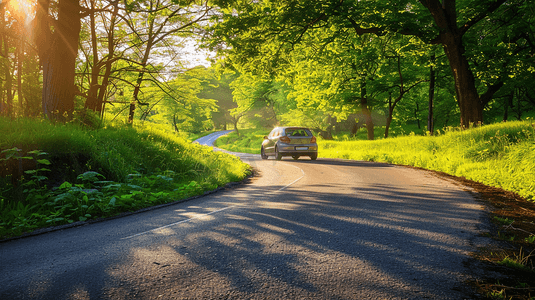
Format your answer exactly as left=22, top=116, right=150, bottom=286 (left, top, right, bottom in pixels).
left=141, top=67, right=217, bottom=133
left=230, top=73, right=285, bottom=129
left=80, top=0, right=122, bottom=116
left=122, top=0, right=213, bottom=124
left=1, top=0, right=40, bottom=118
left=33, top=0, right=83, bottom=121
left=207, top=0, right=533, bottom=128
left=197, top=68, right=238, bottom=130
left=0, top=2, right=15, bottom=117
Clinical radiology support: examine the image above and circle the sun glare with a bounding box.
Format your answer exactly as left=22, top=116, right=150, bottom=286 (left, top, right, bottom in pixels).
left=5, top=0, right=34, bottom=24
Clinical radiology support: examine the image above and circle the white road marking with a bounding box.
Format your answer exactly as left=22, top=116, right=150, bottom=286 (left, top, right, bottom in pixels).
left=123, top=158, right=306, bottom=240
left=277, top=162, right=305, bottom=192
left=123, top=206, right=234, bottom=239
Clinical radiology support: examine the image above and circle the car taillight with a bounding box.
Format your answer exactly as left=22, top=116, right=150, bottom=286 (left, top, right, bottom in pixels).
left=280, top=136, right=291, bottom=143
left=310, top=136, right=316, bottom=143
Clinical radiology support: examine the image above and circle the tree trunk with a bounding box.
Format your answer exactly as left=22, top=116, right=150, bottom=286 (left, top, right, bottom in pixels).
left=35, top=0, right=81, bottom=121
left=233, top=119, right=240, bottom=136
left=0, top=4, right=5, bottom=115
left=360, top=77, right=374, bottom=140
left=325, top=115, right=335, bottom=137
left=441, top=35, right=482, bottom=127
left=384, top=116, right=392, bottom=138
left=85, top=0, right=101, bottom=113
left=17, top=38, right=24, bottom=116
left=428, top=53, right=435, bottom=134
left=503, top=92, right=514, bottom=122
left=173, top=114, right=180, bottom=132
left=515, top=92, right=522, bottom=120
left=423, top=0, right=485, bottom=128
left=384, top=93, right=393, bottom=138
left=128, top=5, right=158, bottom=124
left=96, top=1, right=120, bottom=117
left=350, top=119, right=361, bottom=137
left=415, top=103, right=421, bottom=129
left=128, top=72, right=145, bottom=124
left=1, top=31, right=13, bottom=118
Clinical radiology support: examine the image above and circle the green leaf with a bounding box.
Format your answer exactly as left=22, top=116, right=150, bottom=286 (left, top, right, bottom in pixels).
left=77, top=171, right=105, bottom=182
left=36, top=159, right=51, bottom=165
left=59, top=181, right=73, bottom=189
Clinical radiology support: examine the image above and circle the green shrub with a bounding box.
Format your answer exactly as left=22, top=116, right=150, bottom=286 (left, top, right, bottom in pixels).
left=0, top=118, right=250, bottom=239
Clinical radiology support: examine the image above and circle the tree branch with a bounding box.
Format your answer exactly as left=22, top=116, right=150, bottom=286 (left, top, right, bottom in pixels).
left=346, top=17, right=384, bottom=36
left=460, top=0, right=508, bottom=36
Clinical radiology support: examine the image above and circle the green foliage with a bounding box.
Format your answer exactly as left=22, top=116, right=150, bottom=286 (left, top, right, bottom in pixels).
left=214, top=129, right=270, bottom=154
left=494, top=216, right=514, bottom=226
left=206, top=0, right=535, bottom=130
left=0, top=117, right=250, bottom=239
left=230, top=73, right=288, bottom=129
left=198, top=69, right=238, bottom=130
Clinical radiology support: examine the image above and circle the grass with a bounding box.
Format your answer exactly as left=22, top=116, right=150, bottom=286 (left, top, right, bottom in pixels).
left=318, top=121, right=535, bottom=202
left=0, top=117, right=250, bottom=239
left=216, top=121, right=535, bottom=202
left=214, top=129, right=269, bottom=154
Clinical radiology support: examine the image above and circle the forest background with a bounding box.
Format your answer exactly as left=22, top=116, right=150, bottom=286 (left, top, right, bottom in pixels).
left=0, top=0, right=533, bottom=138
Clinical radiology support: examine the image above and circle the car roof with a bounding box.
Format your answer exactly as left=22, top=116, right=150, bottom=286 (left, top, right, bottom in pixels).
left=275, top=126, right=310, bottom=130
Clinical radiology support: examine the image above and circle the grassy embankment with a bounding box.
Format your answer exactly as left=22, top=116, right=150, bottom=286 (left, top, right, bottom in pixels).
left=215, top=121, right=535, bottom=202
left=0, top=118, right=250, bottom=239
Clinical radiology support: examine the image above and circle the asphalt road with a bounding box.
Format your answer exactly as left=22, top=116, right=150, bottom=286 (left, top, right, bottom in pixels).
left=0, top=131, right=492, bottom=299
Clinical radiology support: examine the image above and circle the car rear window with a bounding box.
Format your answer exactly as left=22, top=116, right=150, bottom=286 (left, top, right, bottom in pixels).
left=285, top=129, right=311, bottom=137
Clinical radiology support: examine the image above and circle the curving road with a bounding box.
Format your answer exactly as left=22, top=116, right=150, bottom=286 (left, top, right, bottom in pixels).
left=0, top=131, right=491, bottom=299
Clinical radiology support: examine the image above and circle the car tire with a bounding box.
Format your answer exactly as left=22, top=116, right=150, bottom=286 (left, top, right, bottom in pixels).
left=310, top=154, right=317, bottom=160
left=292, top=156, right=299, bottom=160
left=261, top=147, right=268, bottom=160
left=275, top=147, right=282, bottom=160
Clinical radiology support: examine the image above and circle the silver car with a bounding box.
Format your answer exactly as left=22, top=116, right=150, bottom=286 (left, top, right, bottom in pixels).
left=261, top=127, right=318, bottom=160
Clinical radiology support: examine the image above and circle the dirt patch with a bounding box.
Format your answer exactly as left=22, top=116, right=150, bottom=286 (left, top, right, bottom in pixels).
left=432, top=170, right=535, bottom=299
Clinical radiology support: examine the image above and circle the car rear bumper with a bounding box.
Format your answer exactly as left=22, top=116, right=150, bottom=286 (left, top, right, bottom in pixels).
left=279, top=151, right=317, bottom=157
left=278, top=144, right=318, bottom=156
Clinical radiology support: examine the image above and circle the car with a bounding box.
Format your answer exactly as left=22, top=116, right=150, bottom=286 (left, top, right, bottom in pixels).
left=261, top=127, right=318, bottom=160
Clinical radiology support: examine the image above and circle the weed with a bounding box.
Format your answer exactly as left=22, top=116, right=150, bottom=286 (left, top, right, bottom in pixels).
left=525, top=235, right=535, bottom=244
left=495, top=216, right=515, bottom=226
left=498, top=248, right=535, bottom=272
left=487, top=288, right=506, bottom=299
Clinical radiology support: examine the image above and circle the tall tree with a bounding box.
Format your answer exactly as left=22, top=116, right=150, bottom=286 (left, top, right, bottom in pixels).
left=197, top=68, right=238, bottom=130
left=1, top=0, right=38, bottom=118
left=230, top=73, right=284, bottom=128
left=208, top=0, right=531, bottom=128
left=123, top=0, right=212, bottom=124
left=81, top=0, right=122, bottom=116
left=33, top=0, right=83, bottom=121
